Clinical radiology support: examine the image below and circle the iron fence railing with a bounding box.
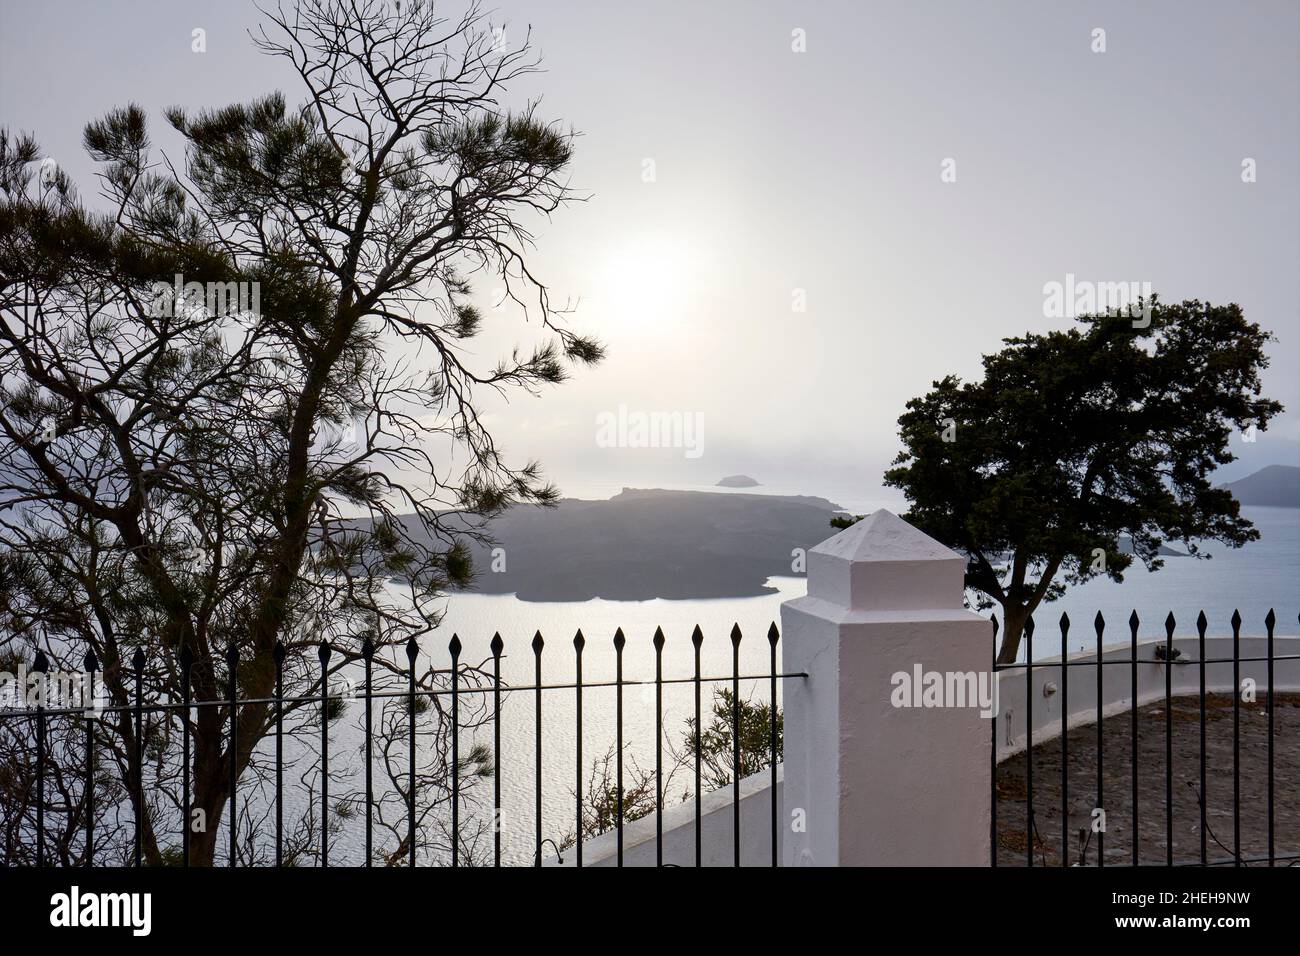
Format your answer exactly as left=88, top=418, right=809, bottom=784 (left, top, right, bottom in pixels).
left=10, top=607, right=1297, bottom=868
left=1, top=622, right=800, bottom=868
left=992, top=608, right=1298, bottom=868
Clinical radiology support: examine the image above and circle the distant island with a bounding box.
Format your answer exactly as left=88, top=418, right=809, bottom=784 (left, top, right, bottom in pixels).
left=368, top=467, right=1300, bottom=603
left=1222, top=464, right=1300, bottom=508
left=388, top=488, right=845, bottom=601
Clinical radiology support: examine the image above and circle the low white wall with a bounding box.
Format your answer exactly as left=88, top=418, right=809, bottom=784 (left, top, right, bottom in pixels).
left=995, top=635, right=1300, bottom=761
left=548, top=765, right=782, bottom=867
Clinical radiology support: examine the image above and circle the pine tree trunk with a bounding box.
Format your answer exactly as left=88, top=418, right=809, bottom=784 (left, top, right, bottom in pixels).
left=996, top=605, right=1028, bottom=664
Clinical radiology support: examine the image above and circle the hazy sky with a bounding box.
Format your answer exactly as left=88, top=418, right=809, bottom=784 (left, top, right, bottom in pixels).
left=2, top=0, right=1297, bottom=505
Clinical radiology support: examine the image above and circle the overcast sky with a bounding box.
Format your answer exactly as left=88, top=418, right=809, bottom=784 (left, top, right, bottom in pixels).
left=2, top=0, right=1297, bottom=506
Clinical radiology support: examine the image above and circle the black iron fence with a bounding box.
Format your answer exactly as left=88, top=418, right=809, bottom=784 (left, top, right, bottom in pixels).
left=991, top=608, right=1298, bottom=868
left=10, top=607, right=1297, bottom=868
left=1, top=622, right=799, bottom=868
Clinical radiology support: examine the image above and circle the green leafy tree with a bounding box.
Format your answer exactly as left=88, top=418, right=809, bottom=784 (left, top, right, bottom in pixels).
left=686, top=688, right=782, bottom=789
left=872, top=301, right=1281, bottom=664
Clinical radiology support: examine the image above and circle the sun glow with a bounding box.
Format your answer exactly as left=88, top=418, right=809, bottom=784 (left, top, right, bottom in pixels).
left=589, top=234, right=710, bottom=329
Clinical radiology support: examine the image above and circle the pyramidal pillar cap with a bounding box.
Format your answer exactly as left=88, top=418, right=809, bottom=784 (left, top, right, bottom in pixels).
left=807, top=509, right=967, bottom=612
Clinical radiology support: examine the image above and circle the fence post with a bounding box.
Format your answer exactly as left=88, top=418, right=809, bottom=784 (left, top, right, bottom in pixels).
left=780, top=509, right=991, bottom=866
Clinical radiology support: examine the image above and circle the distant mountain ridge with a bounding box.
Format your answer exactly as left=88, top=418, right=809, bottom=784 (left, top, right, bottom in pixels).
left=367, top=469, right=1297, bottom=603
left=1221, top=465, right=1300, bottom=508
left=387, top=487, right=845, bottom=601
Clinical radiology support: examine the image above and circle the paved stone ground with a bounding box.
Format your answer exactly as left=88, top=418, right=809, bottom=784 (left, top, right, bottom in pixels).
left=995, top=693, right=1300, bottom=866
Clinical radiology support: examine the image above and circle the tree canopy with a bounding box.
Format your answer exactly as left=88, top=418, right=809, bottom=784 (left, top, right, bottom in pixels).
left=878, top=300, right=1281, bottom=663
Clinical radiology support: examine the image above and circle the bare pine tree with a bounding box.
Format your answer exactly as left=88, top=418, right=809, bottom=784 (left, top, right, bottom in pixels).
left=0, top=0, right=600, bottom=865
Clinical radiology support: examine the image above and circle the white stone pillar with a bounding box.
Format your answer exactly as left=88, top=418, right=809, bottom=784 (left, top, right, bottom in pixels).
left=780, top=510, right=992, bottom=866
